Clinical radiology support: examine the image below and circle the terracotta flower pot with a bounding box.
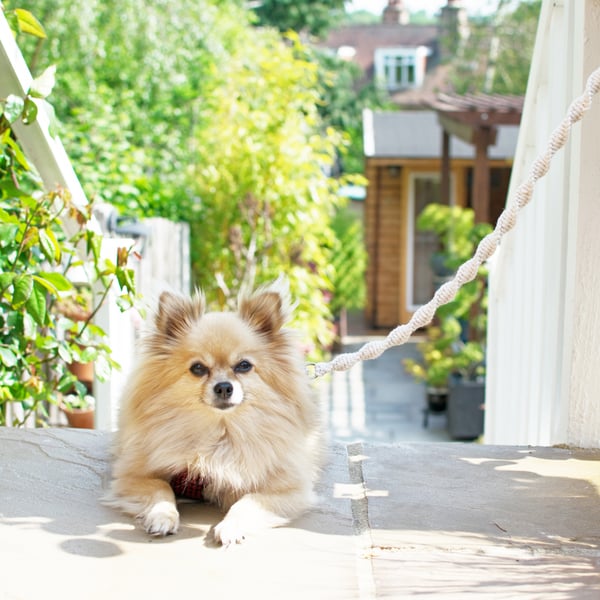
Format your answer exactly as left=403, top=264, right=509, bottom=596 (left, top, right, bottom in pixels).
left=62, top=407, right=95, bottom=429
left=67, top=359, right=94, bottom=384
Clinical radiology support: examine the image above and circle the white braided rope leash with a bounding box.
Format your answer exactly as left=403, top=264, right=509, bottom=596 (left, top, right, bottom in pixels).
left=310, top=66, right=600, bottom=379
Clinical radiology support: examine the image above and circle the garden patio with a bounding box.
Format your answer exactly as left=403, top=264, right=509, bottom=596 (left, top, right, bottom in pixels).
left=2, top=1, right=600, bottom=597
left=2, top=423, right=600, bottom=599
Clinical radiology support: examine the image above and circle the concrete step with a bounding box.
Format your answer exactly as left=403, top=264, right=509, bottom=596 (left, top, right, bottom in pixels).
left=1, top=427, right=600, bottom=599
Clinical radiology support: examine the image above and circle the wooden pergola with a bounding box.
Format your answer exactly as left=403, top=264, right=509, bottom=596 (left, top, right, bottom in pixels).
left=426, top=93, right=523, bottom=223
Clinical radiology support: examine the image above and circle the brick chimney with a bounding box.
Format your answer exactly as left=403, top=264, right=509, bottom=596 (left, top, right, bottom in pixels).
left=382, top=0, right=409, bottom=25
left=439, top=0, right=469, bottom=59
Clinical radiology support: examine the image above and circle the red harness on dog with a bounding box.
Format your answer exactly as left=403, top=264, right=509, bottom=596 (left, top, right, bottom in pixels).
left=170, top=471, right=206, bottom=500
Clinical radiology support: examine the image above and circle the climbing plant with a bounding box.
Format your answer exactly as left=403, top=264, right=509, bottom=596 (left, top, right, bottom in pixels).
left=0, top=8, right=136, bottom=425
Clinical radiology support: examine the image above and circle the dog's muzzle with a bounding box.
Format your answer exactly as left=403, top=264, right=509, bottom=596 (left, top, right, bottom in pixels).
left=212, top=381, right=239, bottom=410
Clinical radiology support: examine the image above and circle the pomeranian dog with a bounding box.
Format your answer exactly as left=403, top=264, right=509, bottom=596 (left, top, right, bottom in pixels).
left=106, top=277, right=323, bottom=546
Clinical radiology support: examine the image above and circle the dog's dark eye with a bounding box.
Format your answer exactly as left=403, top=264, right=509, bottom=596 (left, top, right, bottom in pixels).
left=190, top=362, right=209, bottom=377
left=234, top=360, right=253, bottom=374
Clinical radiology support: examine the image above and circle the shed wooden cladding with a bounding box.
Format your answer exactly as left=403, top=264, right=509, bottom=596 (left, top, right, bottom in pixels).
left=364, top=159, right=513, bottom=328
left=363, top=109, right=518, bottom=329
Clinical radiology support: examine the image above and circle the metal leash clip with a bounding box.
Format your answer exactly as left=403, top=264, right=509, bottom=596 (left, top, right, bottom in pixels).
left=304, top=363, right=318, bottom=379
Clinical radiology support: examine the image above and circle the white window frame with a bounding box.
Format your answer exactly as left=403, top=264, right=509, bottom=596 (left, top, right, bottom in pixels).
left=374, top=46, right=431, bottom=91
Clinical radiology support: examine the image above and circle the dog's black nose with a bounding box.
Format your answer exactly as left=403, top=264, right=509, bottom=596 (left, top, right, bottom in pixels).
left=213, top=381, right=234, bottom=399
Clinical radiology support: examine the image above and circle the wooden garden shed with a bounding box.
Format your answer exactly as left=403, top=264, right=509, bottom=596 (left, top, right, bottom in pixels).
left=363, top=108, right=520, bottom=328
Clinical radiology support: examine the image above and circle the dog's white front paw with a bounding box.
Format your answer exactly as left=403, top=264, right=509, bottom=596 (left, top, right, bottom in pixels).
left=212, top=516, right=246, bottom=547
left=142, top=501, right=180, bottom=536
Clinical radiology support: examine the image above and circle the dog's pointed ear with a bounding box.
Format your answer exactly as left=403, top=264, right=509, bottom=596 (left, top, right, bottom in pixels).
left=238, top=277, right=292, bottom=335
left=156, top=290, right=205, bottom=339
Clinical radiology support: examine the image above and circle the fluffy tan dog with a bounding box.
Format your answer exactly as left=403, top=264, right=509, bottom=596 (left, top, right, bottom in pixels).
left=106, top=278, right=323, bottom=546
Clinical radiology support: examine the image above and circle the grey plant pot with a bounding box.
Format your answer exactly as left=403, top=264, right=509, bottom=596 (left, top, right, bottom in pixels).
left=447, top=379, right=485, bottom=440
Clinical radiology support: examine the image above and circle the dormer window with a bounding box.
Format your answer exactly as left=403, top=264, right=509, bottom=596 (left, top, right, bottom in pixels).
left=374, top=46, right=431, bottom=91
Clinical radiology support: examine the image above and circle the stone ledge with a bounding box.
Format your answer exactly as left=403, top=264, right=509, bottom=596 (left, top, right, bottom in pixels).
left=1, top=427, right=600, bottom=599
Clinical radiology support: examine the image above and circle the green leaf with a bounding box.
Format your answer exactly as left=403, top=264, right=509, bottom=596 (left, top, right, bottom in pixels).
left=29, top=65, right=56, bottom=99
left=38, top=228, right=62, bottom=264
left=79, top=346, right=98, bottom=363
left=35, top=271, right=71, bottom=292
left=14, top=9, right=47, bottom=39
left=0, top=223, right=19, bottom=246
left=6, top=312, right=23, bottom=336
left=116, top=267, right=135, bottom=293
left=73, top=380, right=88, bottom=397
left=94, top=354, right=112, bottom=381
left=25, top=280, right=48, bottom=326
left=22, top=312, right=36, bottom=338
left=4, top=135, right=30, bottom=171
left=3, top=95, right=24, bottom=124
left=86, top=231, right=102, bottom=263
left=57, top=343, right=72, bottom=364
left=22, top=97, right=38, bottom=125
left=57, top=372, right=77, bottom=393
left=12, top=274, right=33, bottom=308
left=0, top=347, right=17, bottom=368
left=35, top=335, right=58, bottom=351
left=0, top=272, right=15, bottom=292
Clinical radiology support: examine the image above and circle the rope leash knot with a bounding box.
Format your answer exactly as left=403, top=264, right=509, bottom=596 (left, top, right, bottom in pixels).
left=308, top=65, right=600, bottom=379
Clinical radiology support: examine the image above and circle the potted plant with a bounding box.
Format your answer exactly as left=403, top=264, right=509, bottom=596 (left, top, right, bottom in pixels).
left=445, top=326, right=486, bottom=440
left=60, top=393, right=95, bottom=429
left=55, top=285, right=96, bottom=384
left=404, top=203, right=491, bottom=437
left=0, top=27, right=137, bottom=427
left=417, top=203, right=492, bottom=274
left=404, top=320, right=457, bottom=413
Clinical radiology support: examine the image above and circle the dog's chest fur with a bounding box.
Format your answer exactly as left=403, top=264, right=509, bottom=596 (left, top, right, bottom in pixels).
left=182, top=425, right=276, bottom=504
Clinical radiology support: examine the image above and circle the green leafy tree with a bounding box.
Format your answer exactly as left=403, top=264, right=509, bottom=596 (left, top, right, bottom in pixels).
left=252, top=0, right=346, bottom=37
left=341, top=9, right=379, bottom=25
left=328, top=206, right=367, bottom=317
left=313, top=49, right=392, bottom=174
left=11, top=0, right=246, bottom=218
left=10, top=0, right=364, bottom=356
left=450, top=0, right=541, bottom=94
left=190, top=31, right=345, bottom=355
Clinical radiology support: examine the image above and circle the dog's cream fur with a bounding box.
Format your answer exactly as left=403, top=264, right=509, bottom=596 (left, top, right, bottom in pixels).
left=106, top=278, right=323, bottom=546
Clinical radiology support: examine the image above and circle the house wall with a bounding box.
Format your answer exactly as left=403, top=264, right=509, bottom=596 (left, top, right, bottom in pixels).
left=486, top=0, right=600, bottom=447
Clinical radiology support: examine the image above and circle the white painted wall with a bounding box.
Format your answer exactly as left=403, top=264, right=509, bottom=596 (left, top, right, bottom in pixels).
left=486, top=0, right=600, bottom=447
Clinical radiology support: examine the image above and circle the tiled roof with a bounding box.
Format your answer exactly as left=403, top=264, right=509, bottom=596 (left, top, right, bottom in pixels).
left=318, top=24, right=439, bottom=74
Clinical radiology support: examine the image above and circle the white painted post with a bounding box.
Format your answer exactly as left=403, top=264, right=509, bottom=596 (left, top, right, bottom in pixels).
left=92, top=239, right=138, bottom=431
left=0, top=12, right=96, bottom=235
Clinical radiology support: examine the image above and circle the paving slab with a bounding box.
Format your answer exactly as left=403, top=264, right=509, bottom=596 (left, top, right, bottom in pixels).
left=320, top=342, right=451, bottom=444
left=2, top=428, right=600, bottom=599
left=358, top=442, right=600, bottom=599
left=0, top=427, right=358, bottom=600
